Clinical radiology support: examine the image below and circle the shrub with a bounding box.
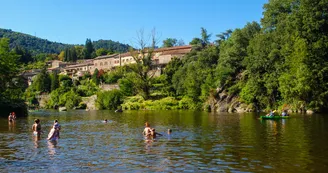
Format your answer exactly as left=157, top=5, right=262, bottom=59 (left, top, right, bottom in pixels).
left=118, top=78, right=135, bottom=96
left=121, top=95, right=145, bottom=110
left=96, top=89, right=123, bottom=110
left=179, top=96, right=200, bottom=110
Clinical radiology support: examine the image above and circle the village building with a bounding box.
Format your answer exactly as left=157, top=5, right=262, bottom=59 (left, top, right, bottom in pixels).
left=21, top=69, right=42, bottom=86
left=92, top=45, right=192, bottom=73
left=63, top=60, right=94, bottom=76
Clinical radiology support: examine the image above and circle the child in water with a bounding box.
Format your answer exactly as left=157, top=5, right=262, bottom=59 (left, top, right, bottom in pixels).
left=150, top=128, right=163, bottom=138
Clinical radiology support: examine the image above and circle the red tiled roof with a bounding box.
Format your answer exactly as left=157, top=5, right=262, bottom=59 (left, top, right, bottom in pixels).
left=65, top=62, right=93, bottom=69
left=154, top=45, right=192, bottom=52
left=94, top=54, right=119, bottom=60
left=94, top=45, right=192, bottom=60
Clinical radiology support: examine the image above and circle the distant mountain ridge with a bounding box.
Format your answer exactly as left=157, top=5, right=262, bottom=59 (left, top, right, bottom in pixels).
left=0, top=28, right=130, bottom=55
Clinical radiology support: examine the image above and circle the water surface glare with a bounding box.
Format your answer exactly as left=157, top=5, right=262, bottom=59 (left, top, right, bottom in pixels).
left=1, top=110, right=328, bottom=172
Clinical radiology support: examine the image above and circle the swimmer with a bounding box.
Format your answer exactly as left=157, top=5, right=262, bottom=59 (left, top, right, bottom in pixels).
left=167, top=129, right=172, bottom=135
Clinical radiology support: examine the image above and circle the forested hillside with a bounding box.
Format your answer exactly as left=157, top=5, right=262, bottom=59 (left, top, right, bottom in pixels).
left=0, top=28, right=130, bottom=55
left=93, top=39, right=129, bottom=53
left=0, top=28, right=70, bottom=55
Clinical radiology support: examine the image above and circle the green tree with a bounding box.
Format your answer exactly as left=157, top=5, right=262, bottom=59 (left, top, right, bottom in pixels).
left=84, top=38, right=94, bottom=59
left=75, top=46, right=85, bottom=59
left=12, top=46, right=33, bottom=64
left=162, top=38, right=177, bottom=47
left=58, top=51, right=65, bottom=61
left=96, top=90, right=123, bottom=110
left=50, top=71, right=59, bottom=91
left=96, top=48, right=108, bottom=57
left=118, top=77, right=135, bottom=96
left=128, top=28, right=159, bottom=99
left=190, top=27, right=212, bottom=49
left=0, top=38, right=25, bottom=105
left=70, top=47, right=77, bottom=62
left=33, top=67, right=51, bottom=93
left=92, top=68, right=100, bottom=85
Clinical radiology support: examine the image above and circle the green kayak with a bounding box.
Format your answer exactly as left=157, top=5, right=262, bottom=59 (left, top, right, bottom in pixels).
left=260, top=116, right=290, bottom=119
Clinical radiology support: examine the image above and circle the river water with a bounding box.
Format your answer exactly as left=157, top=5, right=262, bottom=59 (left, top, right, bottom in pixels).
left=0, top=110, right=327, bottom=172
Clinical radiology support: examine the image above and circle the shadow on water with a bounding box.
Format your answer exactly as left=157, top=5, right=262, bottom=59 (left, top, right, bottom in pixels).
left=0, top=110, right=328, bottom=172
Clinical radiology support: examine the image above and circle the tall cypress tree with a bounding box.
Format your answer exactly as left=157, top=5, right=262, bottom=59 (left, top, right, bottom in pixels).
left=64, top=47, right=70, bottom=62
left=35, top=67, right=51, bottom=93
left=70, top=47, right=78, bottom=62
left=84, top=38, right=94, bottom=59
left=92, top=68, right=100, bottom=85
left=50, top=71, right=59, bottom=91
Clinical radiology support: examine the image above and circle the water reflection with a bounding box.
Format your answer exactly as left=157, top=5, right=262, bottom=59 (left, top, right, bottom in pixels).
left=47, top=140, right=57, bottom=157
left=8, top=121, right=16, bottom=132
left=33, top=134, right=41, bottom=148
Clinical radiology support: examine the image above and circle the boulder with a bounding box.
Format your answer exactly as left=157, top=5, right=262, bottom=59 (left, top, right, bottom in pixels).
left=59, top=107, right=67, bottom=112
left=306, top=110, right=314, bottom=114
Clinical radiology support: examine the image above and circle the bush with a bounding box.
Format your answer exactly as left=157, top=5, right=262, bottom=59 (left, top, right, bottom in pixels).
left=179, top=96, right=200, bottom=110
left=62, top=90, right=82, bottom=109
left=118, top=78, right=135, bottom=96
left=121, top=96, right=180, bottom=110
left=77, top=80, right=98, bottom=97
left=46, top=89, right=81, bottom=109
left=121, top=95, right=145, bottom=110
left=146, top=97, right=179, bottom=110
left=96, top=89, right=123, bottom=110
left=103, top=68, right=124, bottom=84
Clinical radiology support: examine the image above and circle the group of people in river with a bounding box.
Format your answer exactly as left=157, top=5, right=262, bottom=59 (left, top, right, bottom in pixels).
left=31, top=118, right=61, bottom=141
left=143, top=122, right=172, bottom=139
left=266, top=110, right=289, bottom=117
left=8, top=112, right=16, bottom=122
left=9, top=112, right=169, bottom=142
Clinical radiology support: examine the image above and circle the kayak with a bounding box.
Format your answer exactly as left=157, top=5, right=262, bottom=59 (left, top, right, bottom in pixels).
left=260, top=116, right=290, bottom=119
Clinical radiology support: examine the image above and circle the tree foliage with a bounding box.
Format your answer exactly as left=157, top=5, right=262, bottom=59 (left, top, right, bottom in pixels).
left=162, top=38, right=177, bottom=47
left=0, top=38, right=27, bottom=115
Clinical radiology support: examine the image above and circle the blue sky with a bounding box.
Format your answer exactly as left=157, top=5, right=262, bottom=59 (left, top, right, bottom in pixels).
left=0, top=0, right=268, bottom=46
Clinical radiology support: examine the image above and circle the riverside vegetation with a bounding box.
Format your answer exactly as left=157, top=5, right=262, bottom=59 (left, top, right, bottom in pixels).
left=1, top=0, right=328, bottom=115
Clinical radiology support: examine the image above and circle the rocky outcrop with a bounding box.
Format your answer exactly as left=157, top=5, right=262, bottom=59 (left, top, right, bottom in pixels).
left=82, top=95, right=97, bottom=110
left=59, top=107, right=67, bottom=111
left=39, top=94, right=50, bottom=108
left=206, top=88, right=253, bottom=113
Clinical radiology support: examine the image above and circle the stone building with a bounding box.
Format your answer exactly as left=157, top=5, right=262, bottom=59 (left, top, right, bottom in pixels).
left=93, top=45, right=192, bottom=72
left=64, top=60, right=94, bottom=76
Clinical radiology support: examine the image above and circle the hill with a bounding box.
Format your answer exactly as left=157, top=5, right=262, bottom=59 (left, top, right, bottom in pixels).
left=0, top=28, right=130, bottom=55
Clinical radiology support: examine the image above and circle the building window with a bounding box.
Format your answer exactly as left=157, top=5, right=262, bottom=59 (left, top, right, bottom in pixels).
left=105, top=62, right=108, bottom=65
left=95, top=63, right=97, bottom=66
left=100, top=62, right=103, bottom=66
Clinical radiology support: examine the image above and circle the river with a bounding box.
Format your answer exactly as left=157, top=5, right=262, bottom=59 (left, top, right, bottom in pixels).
left=0, top=110, right=327, bottom=172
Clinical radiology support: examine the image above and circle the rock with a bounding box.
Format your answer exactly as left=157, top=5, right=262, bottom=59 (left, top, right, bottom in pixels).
left=82, top=95, right=97, bottom=110
left=306, top=110, right=314, bottom=114
left=59, top=107, right=67, bottom=112
left=115, top=109, right=123, bottom=113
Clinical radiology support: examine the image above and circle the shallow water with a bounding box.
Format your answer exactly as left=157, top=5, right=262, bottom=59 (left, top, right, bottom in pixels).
left=0, top=110, right=328, bottom=172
